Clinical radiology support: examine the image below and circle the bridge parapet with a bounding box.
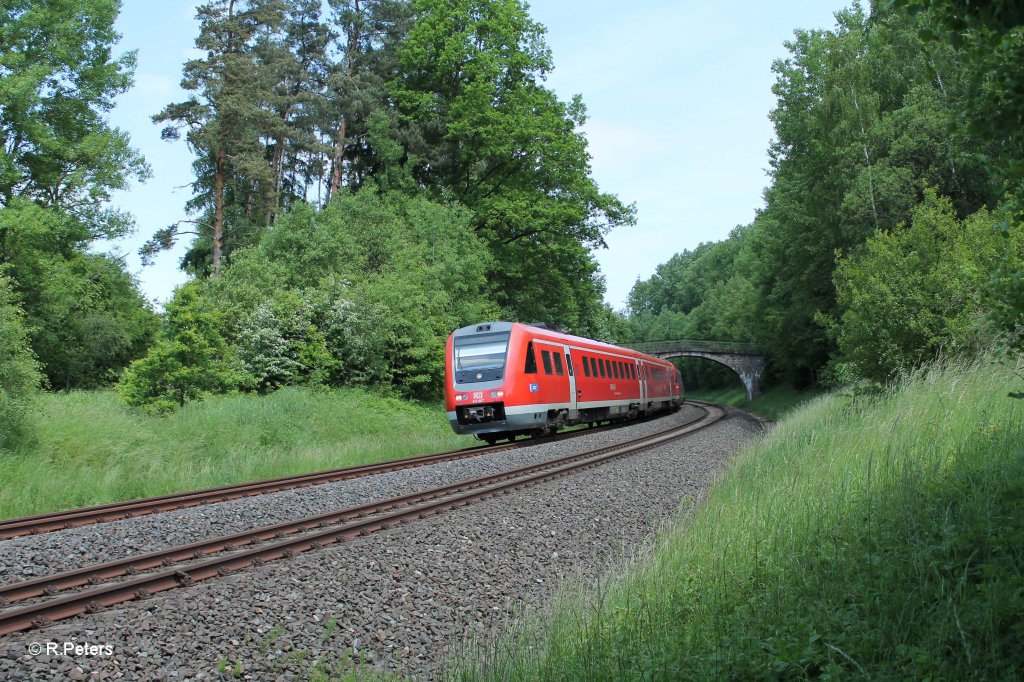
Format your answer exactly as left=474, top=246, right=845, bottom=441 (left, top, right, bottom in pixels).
left=624, top=339, right=767, bottom=401
left=626, top=339, right=762, bottom=355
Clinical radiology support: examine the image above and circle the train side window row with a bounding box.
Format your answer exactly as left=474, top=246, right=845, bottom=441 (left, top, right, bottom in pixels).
left=524, top=342, right=646, bottom=382
left=647, top=366, right=672, bottom=385
left=578, top=355, right=637, bottom=381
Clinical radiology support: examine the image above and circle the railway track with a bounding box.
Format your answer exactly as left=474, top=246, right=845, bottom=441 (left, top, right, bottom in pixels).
left=0, top=402, right=725, bottom=635
left=0, top=416, right=651, bottom=540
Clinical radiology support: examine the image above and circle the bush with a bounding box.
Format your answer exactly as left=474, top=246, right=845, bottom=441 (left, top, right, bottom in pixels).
left=0, top=276, right=42, bottom=447
left=830, top=190, right=1017, bottom=382
left=198, top=189, right=500, bottom=399
left=118, top=284, right=246, bottom=413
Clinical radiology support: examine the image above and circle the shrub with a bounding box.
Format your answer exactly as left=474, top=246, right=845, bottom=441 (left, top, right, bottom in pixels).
left=831, top=190, right=1015, bottom=382
left=118, top=284, right=246, bottom=413
left=0, top=276, right=42, bottom=447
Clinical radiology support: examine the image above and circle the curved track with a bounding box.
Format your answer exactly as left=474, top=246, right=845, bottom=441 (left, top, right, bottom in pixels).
left=0, top=403, right=725, bottom=635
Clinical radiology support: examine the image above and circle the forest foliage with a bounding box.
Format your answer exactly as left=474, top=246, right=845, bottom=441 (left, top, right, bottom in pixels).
left=2, top=0, right=1022, bottom=420
left=627, top=1, right=1024, bottom=388
left=0, top=0, right=157, bottom=397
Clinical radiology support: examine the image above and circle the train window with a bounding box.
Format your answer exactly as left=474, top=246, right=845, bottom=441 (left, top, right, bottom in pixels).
left=613, top=362, right=620, bottom=379
left=553, top=353, right=564, bottom=376
left=630, top=364, right=636, bottom=380
left=541, top=350, right=553, bottom=375
left=565, top=352, right=573, bottom=376
left=524, top=341, right=537, bottom=374
left=582, top=355, right=590, bottom=377
left=453, top=332, right=510, bottom=374
left=598, top=358, right=606, bottom=378
left=589, top=357, right=597, bottom=377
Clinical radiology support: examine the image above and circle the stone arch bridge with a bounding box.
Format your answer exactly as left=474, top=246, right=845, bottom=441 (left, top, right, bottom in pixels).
left=625, top=339, right=767, bottom=401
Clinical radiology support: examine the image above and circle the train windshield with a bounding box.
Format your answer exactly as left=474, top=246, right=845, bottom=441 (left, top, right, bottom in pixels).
left=454, top=332, right=510, bottom=373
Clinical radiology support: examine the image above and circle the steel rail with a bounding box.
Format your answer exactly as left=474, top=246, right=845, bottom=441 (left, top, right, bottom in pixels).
left=0, top=403, right=724, bottom=635
left=0, top=405, right=712, bottom=606
left=0, top=416, right=644, bottom=539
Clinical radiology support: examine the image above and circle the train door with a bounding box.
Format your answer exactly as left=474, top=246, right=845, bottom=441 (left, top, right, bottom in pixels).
left=562, top=345, right=578, bottom=421
left=638, top=361, right=647, bottom=405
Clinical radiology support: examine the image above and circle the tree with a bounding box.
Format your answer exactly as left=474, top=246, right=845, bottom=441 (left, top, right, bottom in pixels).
left=0, top=0, right=149, bottom=244
left=741, top=3, right=997, bottom=383
left=887, top=0, right=1024, bottom=178
left=257, top=0, right=333, bottom=220
left=390, top=0, right=634, bottom=330
left=324, top=0, right=413, bottom=197
left=886, top=0, right=1024, bottom=347
left=0, top=0, right=156, bottom=389
left=150, top=0, right=286, bottom=276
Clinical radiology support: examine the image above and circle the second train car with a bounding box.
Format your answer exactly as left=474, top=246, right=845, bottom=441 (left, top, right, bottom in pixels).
left=445, top=321, right=683, bottom=443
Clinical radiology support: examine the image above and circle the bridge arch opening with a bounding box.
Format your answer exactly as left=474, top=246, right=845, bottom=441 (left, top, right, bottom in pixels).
left=662, top=352, right=764, bottom=402
left=669, top=356, right=751, bottom=401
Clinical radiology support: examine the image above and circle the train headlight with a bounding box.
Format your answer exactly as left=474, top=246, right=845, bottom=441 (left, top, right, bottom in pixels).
left=488, top=390, right=504, bottom=399
left=455, top=393, right=467, bottom=402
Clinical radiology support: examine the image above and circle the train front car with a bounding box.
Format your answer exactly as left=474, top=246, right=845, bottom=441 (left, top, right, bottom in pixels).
left=445, top=322, right=523, bottom=442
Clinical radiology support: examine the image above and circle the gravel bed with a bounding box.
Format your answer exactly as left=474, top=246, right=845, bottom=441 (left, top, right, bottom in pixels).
left=0, top=406, right=704, bottom=586
left=0, top=408, right=760, bottom=681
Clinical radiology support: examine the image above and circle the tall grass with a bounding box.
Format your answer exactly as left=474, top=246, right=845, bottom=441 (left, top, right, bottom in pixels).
left=454, top=357, right=1024, bottom=680
left=0, top=387, right=466, bottom=519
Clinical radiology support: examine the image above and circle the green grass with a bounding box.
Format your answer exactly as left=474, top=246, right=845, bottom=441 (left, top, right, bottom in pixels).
left=454, top=357, right=1024, bottom=680
left=689, top=383, right=822, bottom=420
left=0, top=387, right=467, bottom=520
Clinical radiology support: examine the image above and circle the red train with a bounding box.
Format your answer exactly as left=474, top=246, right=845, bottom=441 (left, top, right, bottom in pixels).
left=445, top=322, right=683, bottom=443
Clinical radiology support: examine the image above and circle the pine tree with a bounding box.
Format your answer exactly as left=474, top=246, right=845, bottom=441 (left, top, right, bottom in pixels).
left=150, top=0, right=285, bottom=276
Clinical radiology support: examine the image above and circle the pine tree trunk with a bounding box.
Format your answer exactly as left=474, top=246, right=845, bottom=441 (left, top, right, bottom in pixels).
left=328, top=116, right=348, bottom=199
left=269, top=134, right=285, bottom=224
left=328, top=0, right=361, bottom=200
left=212, top=145, right=226, bottom=277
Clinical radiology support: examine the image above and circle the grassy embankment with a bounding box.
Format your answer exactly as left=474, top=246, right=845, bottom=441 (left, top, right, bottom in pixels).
left=688, top=383, right=822, bottom=421
left=0, top=387, right=466, bottom=520
left=455, top=357, right=1024, bottom=680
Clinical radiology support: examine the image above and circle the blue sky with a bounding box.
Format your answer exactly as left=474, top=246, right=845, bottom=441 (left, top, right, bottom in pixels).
left=105, top=0, right=846, bottom=310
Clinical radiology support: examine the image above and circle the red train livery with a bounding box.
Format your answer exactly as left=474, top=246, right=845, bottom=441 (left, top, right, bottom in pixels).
left=445, top=321, right=683, bottom=442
